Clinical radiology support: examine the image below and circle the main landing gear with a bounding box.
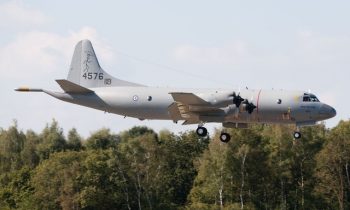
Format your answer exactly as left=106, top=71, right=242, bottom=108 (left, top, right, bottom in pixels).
left=219, top=133, right=231, bottom=143
left=196, top=126, right=301, bottom=142
left=293, top=131, right=301, bottom=139
left=196, top=126, right=208, bottom=137
left=196, top=126, right=231, bottom=143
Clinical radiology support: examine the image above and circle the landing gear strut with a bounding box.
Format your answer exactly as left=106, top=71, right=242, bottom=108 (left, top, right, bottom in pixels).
left=196, top=126, right=208, bottom=137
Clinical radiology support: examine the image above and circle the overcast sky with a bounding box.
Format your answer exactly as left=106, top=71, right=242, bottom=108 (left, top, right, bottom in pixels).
left=0, top=0, right=349, bottom=137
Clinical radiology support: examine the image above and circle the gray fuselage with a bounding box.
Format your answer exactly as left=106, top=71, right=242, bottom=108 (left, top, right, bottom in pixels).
left=45, top=87, right=336, bottom=127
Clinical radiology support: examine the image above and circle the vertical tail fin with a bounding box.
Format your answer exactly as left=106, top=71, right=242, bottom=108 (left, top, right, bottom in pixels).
left=67, top=40, right=144, bottom=88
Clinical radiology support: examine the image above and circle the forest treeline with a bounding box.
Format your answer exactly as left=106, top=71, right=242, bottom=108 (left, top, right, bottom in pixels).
left=0, top=120, right=350, bottom=210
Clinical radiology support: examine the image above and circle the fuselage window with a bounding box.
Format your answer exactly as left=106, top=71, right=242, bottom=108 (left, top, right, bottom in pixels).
left=310, top=96, right=319, bottom=102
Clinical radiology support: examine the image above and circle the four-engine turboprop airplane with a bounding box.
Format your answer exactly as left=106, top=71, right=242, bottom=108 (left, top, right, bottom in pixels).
left=15, top=40, right=336, bottom=142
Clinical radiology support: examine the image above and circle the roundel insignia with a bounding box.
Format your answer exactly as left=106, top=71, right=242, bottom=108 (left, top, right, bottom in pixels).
left=133, top=95, right=139, bottom=101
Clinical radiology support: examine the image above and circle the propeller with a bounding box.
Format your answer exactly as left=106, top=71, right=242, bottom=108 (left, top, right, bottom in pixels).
left=230, top=92, right=245, bottom=108
left=243, top=99, right=257, bottom=114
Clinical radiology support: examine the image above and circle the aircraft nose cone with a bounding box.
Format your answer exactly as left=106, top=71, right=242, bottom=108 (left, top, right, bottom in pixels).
left=319, top=104, right=337, bottom=119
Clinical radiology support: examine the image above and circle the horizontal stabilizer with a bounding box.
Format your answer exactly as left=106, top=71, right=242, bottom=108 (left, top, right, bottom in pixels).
left=56, top=80, right=94, bottom=93
left=169, top=92, right=210, bottom=105
left=15, top=87, right=43, bottom=92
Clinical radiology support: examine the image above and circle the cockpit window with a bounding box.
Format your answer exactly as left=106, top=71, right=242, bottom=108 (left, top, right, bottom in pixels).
left=303, top=93, right=319, bottom=102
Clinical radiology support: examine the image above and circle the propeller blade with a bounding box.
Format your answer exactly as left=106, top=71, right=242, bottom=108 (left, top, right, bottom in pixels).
left=231, top=92, right=244, bottom=108
left=246, top=102, right=257, bottom=114
left=242, top=99, right=256, bottom=114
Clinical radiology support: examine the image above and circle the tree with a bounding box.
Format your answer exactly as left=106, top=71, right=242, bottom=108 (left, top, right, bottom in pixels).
left=0, top=121, right=26, bottom=173
left=37, top=119, right=67, bottom=160
left=78, top=150, right=127, bottom=210
left=159, top=131, right=209, bottom=208
left=32, top=151, right=86, bottom=210
left=189, top=126, right=268, bottom=209
left=1, top=119, right=350, bottom=209
left=0, top=167, right=35, bottom=210
left=67, top=128, right=83, bottom=151
left=85, top=128, right=118, bottom=150
left=288, top=125, right=326, bottom=210
left=315, top=120, right=350, bottom=210
left=21, top=130, right=40, bottom=169
left=188, top=131, right=230, bottom=209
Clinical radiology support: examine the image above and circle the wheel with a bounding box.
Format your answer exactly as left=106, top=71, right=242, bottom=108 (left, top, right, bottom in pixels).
left=196, top=126, right=208, bottom=137
left=220, top=133, right=231, bottom=143
left=293, top=131, right=301, bottom=139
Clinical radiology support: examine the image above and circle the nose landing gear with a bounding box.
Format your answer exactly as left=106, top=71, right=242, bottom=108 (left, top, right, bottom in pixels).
left=293, top=125, right=302, bottom=139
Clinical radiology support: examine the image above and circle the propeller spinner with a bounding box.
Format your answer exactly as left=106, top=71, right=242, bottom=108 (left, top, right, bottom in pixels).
left=231, top=92, right=245, bottom=108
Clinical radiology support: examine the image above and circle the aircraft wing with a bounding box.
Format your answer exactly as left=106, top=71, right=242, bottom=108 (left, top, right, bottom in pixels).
left=169, top=92, right=224, bottom=124
left=170, top=92, right=210, bottom=105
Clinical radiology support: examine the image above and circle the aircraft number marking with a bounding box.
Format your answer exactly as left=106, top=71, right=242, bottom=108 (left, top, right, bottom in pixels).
left=82, top=72, right=104, bottom=80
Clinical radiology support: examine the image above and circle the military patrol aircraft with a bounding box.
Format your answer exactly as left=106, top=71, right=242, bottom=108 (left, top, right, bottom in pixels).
left=16, top=40, right=336, bottom=142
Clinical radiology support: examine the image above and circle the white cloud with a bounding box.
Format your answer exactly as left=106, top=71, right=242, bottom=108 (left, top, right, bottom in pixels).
left=0, top=27, right=114, bottom=80
left=0, top=0, right=49, bottom=27
left=0, top=27, right=116, bottom=137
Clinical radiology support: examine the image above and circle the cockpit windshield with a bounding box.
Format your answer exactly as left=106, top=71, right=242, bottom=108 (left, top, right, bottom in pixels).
left=303, top=93, right=319, bottom=102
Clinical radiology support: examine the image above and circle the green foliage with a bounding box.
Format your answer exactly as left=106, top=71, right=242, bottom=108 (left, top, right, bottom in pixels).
left=0, top=121, right=26, bottom=173
left=21, top=130, right=40, bottom=169
left=32, top=151, right=86, bottom=210
left=315, top=120, right=350, bottom=210
left=85, top=128, right=118, bottom=150
left=1, top=120, right=350, bottom=209
left=0, top=167, right=35, bottom=210
left=37, top=119, right=67, bottom=160
left=67, top=128, right=83, bottom=151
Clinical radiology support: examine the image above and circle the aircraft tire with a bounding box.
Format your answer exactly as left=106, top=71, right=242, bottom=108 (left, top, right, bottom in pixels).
left=220, top=133, right=231, bottom=143
left=293, top=131, right=301, bottom=139
left=196, top=127, right=208, bottom=137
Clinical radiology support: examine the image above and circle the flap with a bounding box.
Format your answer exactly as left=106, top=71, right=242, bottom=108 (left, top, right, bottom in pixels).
left=56, top=79, right=94, bottom=93
left=167, top=102, right=183, bottom=121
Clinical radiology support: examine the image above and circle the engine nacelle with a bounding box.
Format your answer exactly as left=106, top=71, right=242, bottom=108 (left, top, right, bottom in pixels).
left=207, top=91, right=233, bottom=107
